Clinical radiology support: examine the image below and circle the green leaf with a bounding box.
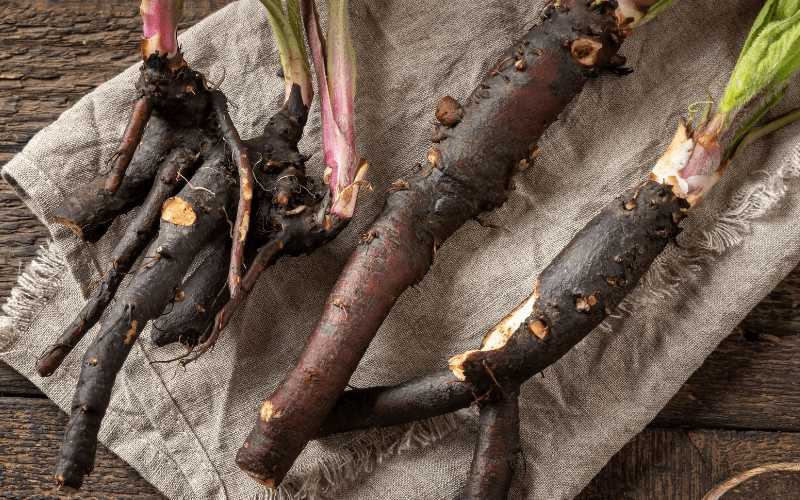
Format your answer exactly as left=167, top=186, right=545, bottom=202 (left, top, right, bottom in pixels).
left=260, top=0, right=313, bottom=105
left=286, top=0, right=307, bottom=62
left=719, top=0, right=800, bottom=116
left=640, top=0, right=681, bottom=25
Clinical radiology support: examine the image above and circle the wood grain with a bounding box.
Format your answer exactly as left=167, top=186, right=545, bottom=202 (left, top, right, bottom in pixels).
left=576, top=427, right=800, bottom=500
left=740, top=266, right=800, bottom=339
left=654, top=329, right=800, bottom=432
left=0, top=395, right=167, bottom=498
left=0, top=359, right=42, bottom=397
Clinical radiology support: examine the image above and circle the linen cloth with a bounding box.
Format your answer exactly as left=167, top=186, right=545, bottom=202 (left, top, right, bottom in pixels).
left=2, top=0, right=800, bottom=498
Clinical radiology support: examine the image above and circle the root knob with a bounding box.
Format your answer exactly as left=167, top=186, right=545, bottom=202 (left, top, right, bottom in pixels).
left=435, top=96, right=463, bottom=126
left=528, top=320, right=549, bottom=339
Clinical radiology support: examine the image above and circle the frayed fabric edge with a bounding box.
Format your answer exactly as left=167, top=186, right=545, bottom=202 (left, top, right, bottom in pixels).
left=0, top=242, right=66, bottom=354
left=256, top=413, right=462, bottom=500
left=601, top=142, right=800, bottom=329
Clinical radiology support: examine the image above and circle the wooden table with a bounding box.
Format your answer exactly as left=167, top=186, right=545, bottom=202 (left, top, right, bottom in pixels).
left=1, top=0, right=798, bottom=498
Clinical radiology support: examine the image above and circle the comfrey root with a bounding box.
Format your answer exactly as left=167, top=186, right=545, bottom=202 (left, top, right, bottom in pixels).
left=48, top=0, right=368, bottom=491
left=236, top=0, right=630, bottom=487
left=314, top=181, right=687, bottom=437
left=462, top=382, right=521, bottom=500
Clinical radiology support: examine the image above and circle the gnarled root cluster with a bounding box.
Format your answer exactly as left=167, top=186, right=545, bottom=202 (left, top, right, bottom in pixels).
left=47, top=53, right=347, bottom=490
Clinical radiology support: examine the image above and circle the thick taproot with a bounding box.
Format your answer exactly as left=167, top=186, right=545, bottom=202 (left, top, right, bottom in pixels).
left=450, top=181, right=686, bottom=387
left=314, top=369, right=470, bottom=438
left=162, top=85, right=351, bottom=360
left=52, top=116, right=170, bottom=242
left=236, top=0, right=626, bottom=486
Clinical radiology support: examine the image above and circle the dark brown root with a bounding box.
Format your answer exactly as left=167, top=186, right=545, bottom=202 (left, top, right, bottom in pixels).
left=450, top=181, right=686, bottom=388
left=54, top=145, right=236, bottom=491
left=164, top=84, right=351, bottom=365
left=314, top=181, right=687, bottom=437
left=314, top=369, right=472, bottom=439
left=151, top=235, right=231, bottom=347
left=211, top=92, right=254, bottom=302
left=178, top=238, right=284, bottom=365
left=53, top=53, right=214, bottom=243
left=37, top=143, right=205, bottom=376
left=236, top=0, right=626, bottom=486
left=104, top=98, right=154, bottom=194
left=462, top=382, right=521, bottom=500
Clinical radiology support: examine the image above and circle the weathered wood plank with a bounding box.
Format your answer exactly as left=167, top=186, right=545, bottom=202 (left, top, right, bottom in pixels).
left=739, top=264, right=800, bottom=339
left=576, top=427, right=800, bottom=500
left=0, top=396, right=167, bottom=498
left=654, top=330, right=800, bottom=432
left=0, top=359, right=43, bottom=397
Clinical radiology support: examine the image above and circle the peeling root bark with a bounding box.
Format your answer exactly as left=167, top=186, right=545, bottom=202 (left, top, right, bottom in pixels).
left=236, top=0, right=626, bottom=486
left=450, top=181, right=686, bottom=388
left=462, top=382, right=521, bottom=500
left=54, top=148, right=235, bottom=491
